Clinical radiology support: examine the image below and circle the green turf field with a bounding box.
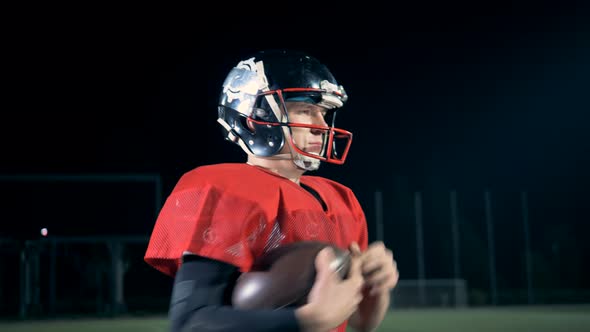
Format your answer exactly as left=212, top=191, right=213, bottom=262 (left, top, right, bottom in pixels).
left=1, top=306, right=589, bottom=332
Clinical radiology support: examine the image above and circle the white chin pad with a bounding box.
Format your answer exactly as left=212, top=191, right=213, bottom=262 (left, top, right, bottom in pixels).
left=293, top=155, right=321, bottom=171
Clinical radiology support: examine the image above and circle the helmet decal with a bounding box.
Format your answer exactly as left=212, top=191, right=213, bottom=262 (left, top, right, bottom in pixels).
left=222, top=58, right=269, bottom=116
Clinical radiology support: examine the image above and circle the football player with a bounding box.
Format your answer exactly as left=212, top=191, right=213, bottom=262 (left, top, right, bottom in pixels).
left=144, top=49, right=399, bottom=332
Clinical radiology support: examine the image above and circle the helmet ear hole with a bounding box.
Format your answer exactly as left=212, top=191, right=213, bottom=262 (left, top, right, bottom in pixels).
left=240, top=116, right=256, bottom=134
left=252, top=107, right=273, bottom=121
left=246, top=117, right=256, bottom=132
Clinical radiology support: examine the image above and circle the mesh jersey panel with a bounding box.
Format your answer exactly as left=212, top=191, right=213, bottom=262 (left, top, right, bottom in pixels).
left=144, top=185, right=266, bottom=277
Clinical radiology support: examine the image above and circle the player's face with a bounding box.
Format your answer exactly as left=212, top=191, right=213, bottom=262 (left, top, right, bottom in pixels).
left=285, top=101, right=329, bottom=156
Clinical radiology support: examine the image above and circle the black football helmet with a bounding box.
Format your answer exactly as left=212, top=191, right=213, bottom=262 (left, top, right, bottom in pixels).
left=217, top=50, right=352, bottom=170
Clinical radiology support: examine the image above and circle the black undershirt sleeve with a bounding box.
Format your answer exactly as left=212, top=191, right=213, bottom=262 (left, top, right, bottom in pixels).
left=169, top=255, right=302, bottom=332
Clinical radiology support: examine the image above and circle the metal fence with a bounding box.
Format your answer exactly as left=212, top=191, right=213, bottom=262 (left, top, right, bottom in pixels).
left=1, top=173, right=588, bottom=318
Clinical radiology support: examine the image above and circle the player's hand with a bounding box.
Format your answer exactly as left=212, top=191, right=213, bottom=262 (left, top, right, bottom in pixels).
left=296, top=247, right=364, bottom=332
left=350, top=241, right=399, bottom=296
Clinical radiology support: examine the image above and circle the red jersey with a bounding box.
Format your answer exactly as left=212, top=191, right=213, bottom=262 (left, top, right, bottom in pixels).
left=144, top=163, right=368, bottom=332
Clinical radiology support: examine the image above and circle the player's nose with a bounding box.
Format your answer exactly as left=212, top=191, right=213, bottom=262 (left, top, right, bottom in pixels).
left=312, top=112, right=328, bottom=126
left=310, top=112, right=328, bottom=135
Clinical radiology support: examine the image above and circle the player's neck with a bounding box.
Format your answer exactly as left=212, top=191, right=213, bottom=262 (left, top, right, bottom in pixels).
left=246, top=157, right=305, bottom=184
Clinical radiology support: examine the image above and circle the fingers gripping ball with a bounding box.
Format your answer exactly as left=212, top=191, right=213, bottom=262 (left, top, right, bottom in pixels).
left=231, top=241, right=351, bottom=310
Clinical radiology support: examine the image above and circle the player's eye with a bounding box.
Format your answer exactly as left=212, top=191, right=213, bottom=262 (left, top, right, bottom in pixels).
left=296, top=109, right=312, bottom=116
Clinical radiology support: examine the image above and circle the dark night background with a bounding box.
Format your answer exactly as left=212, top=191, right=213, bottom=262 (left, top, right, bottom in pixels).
left=1, top=1, right=590, bottom=314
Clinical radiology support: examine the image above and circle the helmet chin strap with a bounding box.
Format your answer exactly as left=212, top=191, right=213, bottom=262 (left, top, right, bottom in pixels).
left=282, top=127, right=321, bottom=171
left=252, top=145, right=321, bottom=171
left=293, top=156, right=321, bottom=171
left=252, top=131, right=322, bottom=172
left=219, top=116, right=320, bottom=171
left=258, top=92, right=321, bottom=171
left=257, top=152, right=320, bottom=171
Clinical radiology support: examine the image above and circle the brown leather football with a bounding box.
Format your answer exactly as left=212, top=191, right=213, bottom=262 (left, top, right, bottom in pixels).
left=231, top=241, right=351, bottom=310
